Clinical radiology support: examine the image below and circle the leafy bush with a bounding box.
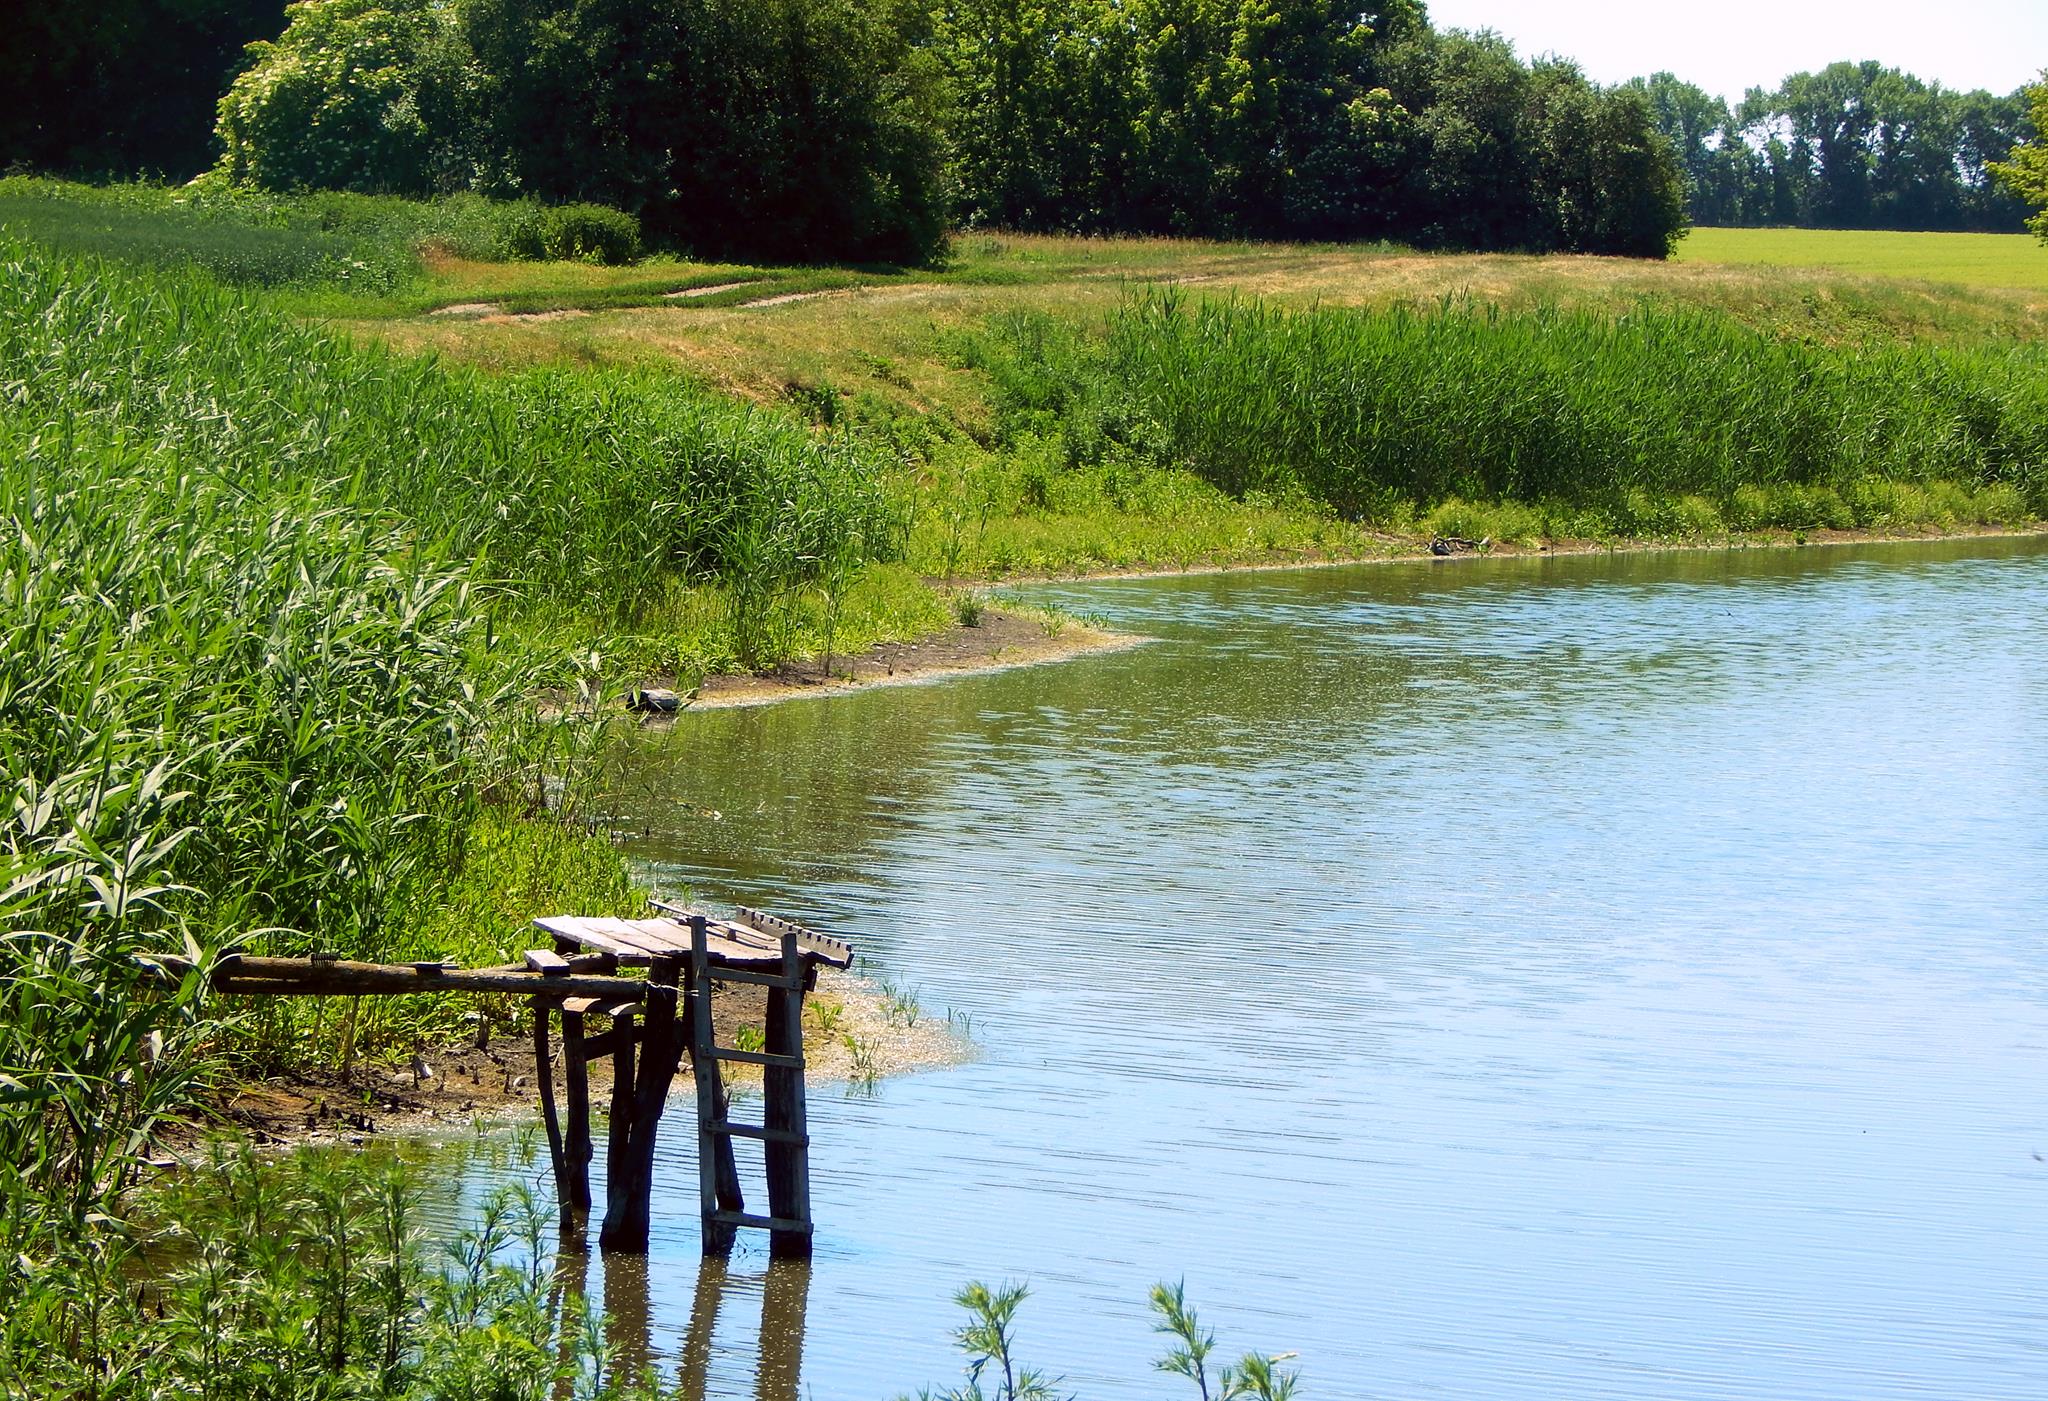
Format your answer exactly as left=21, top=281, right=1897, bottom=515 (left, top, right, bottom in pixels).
left=524, top=203, right=641, bottom=264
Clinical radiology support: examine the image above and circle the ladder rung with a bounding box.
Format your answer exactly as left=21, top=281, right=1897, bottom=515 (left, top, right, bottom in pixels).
left=706, top=1047, right=802, bottom=1069
left=710, top=1210, right=813, bottom=1234
left=706, top=1120, right=808, bottom=1145
left=701, top=965, right=802, bottom=990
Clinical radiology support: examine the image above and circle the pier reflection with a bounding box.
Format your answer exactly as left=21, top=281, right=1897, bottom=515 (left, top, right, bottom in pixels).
left=555, top=1246, right=812, bottom=1400
left=679, top=1254, right=811, bottom=1401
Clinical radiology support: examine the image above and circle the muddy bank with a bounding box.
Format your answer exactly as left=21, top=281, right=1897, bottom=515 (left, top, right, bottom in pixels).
left=191, top=966, right=965, bottom=1151
left=670, top=607, right=1146, bottom=711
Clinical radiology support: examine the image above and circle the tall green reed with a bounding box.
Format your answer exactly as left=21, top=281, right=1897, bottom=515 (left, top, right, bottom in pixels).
left=977, top=291, right=2048, bottom=531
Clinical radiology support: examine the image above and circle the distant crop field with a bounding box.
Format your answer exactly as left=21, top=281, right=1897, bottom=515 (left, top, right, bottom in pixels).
left=1676, top=226, right=2048, bottom=290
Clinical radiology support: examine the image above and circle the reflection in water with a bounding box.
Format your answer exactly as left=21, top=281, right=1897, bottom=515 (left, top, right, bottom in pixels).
left=547, top=1242, right=811, bottom=1401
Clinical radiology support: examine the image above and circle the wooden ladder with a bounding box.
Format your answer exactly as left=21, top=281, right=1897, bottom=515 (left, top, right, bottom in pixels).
left=684, top=913, right=814, bottom=1258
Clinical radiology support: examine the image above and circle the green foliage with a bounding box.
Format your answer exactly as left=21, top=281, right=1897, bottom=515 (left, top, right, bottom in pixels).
left=1631, top=64, right=2037, bottom=233
left=0, top=0, right=289, bottom=179
left=4, top=1145, right=663, bottom=1399
left=466, top=0, right=949, bottom=263
left=910, top=1279, right=1299, bottom=1401
left=930, top=2, right=1682, bottom=255
left=1991, top=75, right=2048, bottom=242
left=973, top=291, right=2048, bottom=530
left=0, top=176, right=646, bottom=287
left=534, top=204, right=643, bottom=265
left=0, top=235, right=910, bottom=1292
left=916, top=1282, right=1066, bottom=1401
left=216, top=0, right=479, bottom=195
left=1151, top=1282, right=1300, bottom=1401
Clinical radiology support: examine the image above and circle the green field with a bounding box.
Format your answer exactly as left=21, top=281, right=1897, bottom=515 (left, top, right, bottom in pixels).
left=1677, top=226, right=2048, bottom=291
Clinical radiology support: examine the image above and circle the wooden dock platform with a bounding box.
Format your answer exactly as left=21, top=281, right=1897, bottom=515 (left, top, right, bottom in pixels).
left=157, top=900, right=852, bottom=1257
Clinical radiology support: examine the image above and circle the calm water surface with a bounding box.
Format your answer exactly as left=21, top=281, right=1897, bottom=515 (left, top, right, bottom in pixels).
left=443, top=538, right=2048, bottom=1399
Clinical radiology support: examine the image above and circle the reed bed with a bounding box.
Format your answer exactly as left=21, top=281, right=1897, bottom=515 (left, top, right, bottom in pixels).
left=0, top=235, right=907, bottom=1343
left=978, top=291, right=2048, bottom=534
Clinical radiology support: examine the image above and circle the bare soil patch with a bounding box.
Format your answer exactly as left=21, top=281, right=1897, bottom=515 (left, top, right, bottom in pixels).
left=682, top=607, right=1143, bottom=710
left=664, top=281, right=760, bottom=299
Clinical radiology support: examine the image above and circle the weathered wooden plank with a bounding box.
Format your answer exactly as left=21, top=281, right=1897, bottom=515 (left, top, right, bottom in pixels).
left=532, top=916, right=656, bottom=962
left=709, top=1120, right=808, bottom=1145
left=181, top=954, right=650, bottom=1002
left=525, top=949, right=570, bottom=973
left=734, top=904, right=854, bottom=969
left=763, top=926, right=812, bottom=1259
left=706, top=1047, right=803, bottom=1069
left=708, top=1211, right=814, bottom=1234
left=697, top=964, right=803, bottom=991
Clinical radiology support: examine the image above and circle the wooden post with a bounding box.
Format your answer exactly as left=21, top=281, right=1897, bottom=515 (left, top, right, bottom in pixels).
left=762, top=929, right=812, bottom=1259
left=532, top=1004, right=569, bottom=1221
left=688, top=916, right=740, bottom=1256
left=562, top=1009, right=592, bottom=1212
left=605, top=1009, right=637, bottom=1227
left=599, top=955, right=683, bottom=1253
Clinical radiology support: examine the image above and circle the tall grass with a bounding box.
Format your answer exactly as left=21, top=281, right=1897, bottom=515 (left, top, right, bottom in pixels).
left=0, top=177, right=644, bottom=291
left=975, top=291, right=2048, bottom=534
left=0, top=234, right=908, bottom=1336
left=0, top=237, right=903, bottom=625
left=5, top=1143, right=665, bottom=1400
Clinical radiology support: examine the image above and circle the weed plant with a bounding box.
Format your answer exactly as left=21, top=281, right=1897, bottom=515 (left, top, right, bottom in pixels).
left=3, top=1143, right=661, bottom=1400
left=971, top=291, right=2048, bottom=537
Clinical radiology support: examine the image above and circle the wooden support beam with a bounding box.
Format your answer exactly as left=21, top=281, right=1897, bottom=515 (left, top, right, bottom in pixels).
left=562, top=1010, right=593, bottom=1211
left=687, top=916, right=741, bottom=1256
left=705, top=1047, right=803, bottom=1069
left=605, top=1009, right=637, bottom=1235
left=578, top=1024, right=638, bottom=1061
left=763, top=926, right=813, bottom=1259
left=533, top=1006, right=570, bottom=1229
left=157, top=954, right=650, bottom=1003
left=599, top=956, right=687, bottom=1253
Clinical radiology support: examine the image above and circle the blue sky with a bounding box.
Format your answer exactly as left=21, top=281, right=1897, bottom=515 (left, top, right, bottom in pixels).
left=1423, top=0, right=2048, bottom=104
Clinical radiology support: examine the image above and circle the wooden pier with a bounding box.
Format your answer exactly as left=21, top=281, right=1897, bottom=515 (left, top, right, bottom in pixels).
left=155, top=901, right=851, bottom=1257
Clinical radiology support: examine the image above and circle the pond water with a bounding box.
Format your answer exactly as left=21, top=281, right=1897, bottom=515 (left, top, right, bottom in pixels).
left=439, top=537, right=2048, bottom=1399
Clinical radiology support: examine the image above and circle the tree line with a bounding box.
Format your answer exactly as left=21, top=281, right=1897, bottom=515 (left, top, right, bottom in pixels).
left=8, top=0, right=1685, bottom=263
left=6, top=1, right=2040, bottom=263
left=1630, top=63, right=2037, bottom=232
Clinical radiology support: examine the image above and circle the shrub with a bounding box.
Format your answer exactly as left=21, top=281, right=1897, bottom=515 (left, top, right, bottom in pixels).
left=540, top=203, right=641, bottom=264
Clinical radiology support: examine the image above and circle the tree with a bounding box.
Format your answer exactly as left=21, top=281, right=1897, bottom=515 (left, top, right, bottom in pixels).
left=2, top=0, right=290, bottom=177
left=215, top=0, right=477, bottom=194
left=1991, top=74, right=2048, bottom=241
